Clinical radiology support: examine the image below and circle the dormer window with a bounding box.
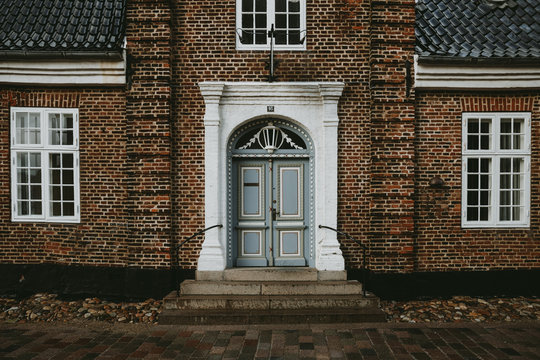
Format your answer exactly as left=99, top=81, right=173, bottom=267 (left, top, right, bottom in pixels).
left=236, top=0, right=306, bottom=50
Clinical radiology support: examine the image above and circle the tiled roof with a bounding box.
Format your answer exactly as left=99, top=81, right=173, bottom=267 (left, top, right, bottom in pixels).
left=0, top=0, right=125, bottom=53
left=416, top=0, right=540, bottom=60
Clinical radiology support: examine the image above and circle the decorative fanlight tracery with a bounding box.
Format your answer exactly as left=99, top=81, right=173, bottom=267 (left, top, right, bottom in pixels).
left=237, top=122, right=304, bottom=153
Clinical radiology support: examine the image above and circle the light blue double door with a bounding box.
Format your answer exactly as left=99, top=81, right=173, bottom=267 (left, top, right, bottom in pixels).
left=234, top=158, right=309, bottom=267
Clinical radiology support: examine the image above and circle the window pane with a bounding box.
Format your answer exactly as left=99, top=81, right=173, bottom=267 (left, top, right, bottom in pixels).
left=50, top=154, right=61, bottom=168
left=480, top=175, right=490, bottom=189
left=467, top=135, right=478, bottom=150
left=480, top=191, right=490, bottom=205
left=500, top=175, right=510, bottom=189
left=467, top=174, right=478, bottom=189
left=30, top=153, right=40, bottom=167
left=501, top=118, right=511, bottom=133
left=63, top=170, right=74, bottom=185
left=63, top=186, right=74, bottom=201
left=500, top=135, right=511, bottom=149
left=512, top=174, right=521, bottom=189
left=63, top=154, right=74, bottom=168
left=29, top=130, right=40, bottom=145
left=468, top=119, right=479, bottom=133
left=276, top=0, right=286, bottom=12
left=30, top=185, right=41, bottom=200
left=289, top=0, right=300, bottom=12
left=17, top=152, right=28, bottom=167
left=49, top=113, right=60, bottom=129
left=512, top=158, right=521, bottom=173
left=480, top=159, right=490, bottom=173
left=500, top=158, right=511, bottom=172
left=17, top=168, right=28, bottom=183
left=63, top=202, right=75, bottom=216
left=62, top=130, right=73, bottom=145
left=499, top=207, right=510, bottom=221
left=18, top=201, right=29, bottom=216
left=467, top=191, right=478, bottom=205
left=30, top=169, right=41, bottom=183
left=500, top=190, right=511, bottom=205
left=18, top=185, right=29, bottom=200
left=255, top=0, right=266, bottom=11
left=255, top=30, right=266, bottom=44
left=479, top=207, right=489, bottom=221
left=468, top=158, right=478, bottom=172
left=513, top=190, right=521, bottom=206
left=513, top=120, right=522, bottom=134
left=276, top=14, right=286, bottom=28
left=480, top=135, right=490, bottom=150
left=50, top=130, right=61, bottom=145
left=467, top=207, right=478, bottom=221
left=52, top=202, right=62, bottom=216
left=31, top=201, right=42, bottom=215
left=512, top=207, right=521, bottom=221
left=51, top=170, right=61, bottom=184
left=242, top=29, right=254, bottom=44
left=242, top=0, right=253, bottom=11
left=275, top=30, right=286, bottom=44
left=63, top=114, right=73, bottom=129
left=289, top=14, right=300, bottom=28
left=242, top=14, right=253, bottom=28
left=480, top=119, right=490, bottom=133
left=289, top=29, right=300, bottom=44
left=255, top=14, right=266, bottom=28
left=51, top=186, right=61, bottom=201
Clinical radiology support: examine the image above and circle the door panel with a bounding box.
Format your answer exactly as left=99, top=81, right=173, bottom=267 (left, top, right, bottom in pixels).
left=234, top=159, right=308, bottom=267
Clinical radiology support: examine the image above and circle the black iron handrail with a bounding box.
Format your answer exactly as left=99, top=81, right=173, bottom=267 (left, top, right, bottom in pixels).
left=173, top=224, right=223, bottom=296
left=319, top=225, right=368, bottom=297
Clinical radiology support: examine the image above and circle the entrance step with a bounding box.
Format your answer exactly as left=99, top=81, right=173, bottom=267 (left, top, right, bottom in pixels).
left=179, top=279, right=364, bottom=296
left=164, top=293, right=379, bottom=310
left=159, top=307, right=387, bottom=325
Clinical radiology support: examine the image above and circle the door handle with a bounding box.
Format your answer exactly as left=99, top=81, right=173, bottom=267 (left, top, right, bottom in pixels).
left=271, top=208, right=279, bottom=221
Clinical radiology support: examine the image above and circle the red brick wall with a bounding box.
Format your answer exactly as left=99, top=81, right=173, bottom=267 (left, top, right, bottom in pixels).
left=415, top=92, right=540, bottom=271
left=0, top=88, right=130, bottom=266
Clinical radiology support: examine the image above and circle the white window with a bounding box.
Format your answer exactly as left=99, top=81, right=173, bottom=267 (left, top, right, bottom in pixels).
left=462, top=112, right=530, bottom=228
left=236, top=0, right=306, bottom=50
left=10, top=108, right=80, bottom=223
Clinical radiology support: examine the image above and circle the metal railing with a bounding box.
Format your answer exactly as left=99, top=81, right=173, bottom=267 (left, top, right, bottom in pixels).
left=319, top=225, right=368, bottom=297
left=172, top=224, right=223, bottom=296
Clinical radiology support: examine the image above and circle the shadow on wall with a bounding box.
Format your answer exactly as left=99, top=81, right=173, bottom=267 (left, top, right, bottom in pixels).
left=0, top=264, right=195, bottom=301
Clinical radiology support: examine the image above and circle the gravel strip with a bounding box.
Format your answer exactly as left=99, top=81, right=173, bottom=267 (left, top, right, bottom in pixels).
left=1, top=293, right=539, bottom=324
left=0, top=293, right=161, bottom=324
left=382, top=296, right=540, bottom=323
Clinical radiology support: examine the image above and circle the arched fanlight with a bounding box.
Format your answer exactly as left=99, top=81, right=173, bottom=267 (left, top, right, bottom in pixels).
left=237, top=122, right=304, bottom=153
left=258, top=123, right=284, bottom=153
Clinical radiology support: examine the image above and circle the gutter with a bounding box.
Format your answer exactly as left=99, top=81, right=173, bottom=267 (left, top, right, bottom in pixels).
left=0, top=50, right=124, bottom=60
left=417, top=56, right=540, bottom=67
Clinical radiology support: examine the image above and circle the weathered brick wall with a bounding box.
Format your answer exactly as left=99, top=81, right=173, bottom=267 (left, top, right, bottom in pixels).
left=414, top=92, right=540, bottom=271
left=368, top=0, right=416, bottom=272
left=0, top=88, right=130, bottom=266
left=125, top=0, right=172, bottom=268
left=170, top=0, right=375, bottom=268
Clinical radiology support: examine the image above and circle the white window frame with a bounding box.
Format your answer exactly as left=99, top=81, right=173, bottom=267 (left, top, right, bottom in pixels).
left=236, top=0, right=306, bottom=51
left=10, top=107, right=80, bottom=223
left=462, top=112, right=531, bottom=228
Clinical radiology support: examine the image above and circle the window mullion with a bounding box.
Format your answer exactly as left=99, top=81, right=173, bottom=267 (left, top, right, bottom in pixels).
left=492, top=154, right=499, bottom=227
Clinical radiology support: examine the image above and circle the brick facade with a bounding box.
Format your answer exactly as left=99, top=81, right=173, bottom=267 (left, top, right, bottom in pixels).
left=1, top=0, right=538, bottom=291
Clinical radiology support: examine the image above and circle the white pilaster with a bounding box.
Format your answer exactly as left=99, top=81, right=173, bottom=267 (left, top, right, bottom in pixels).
left=198, top=83, right=227, bottom=271
left=317, top=83, right=345, bottom=271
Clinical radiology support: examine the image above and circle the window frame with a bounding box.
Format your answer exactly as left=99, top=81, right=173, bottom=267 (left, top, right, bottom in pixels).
left=236, top=0, right=307, bottom=51
left=10, top=107, right=80, bottom=223
left=461, top=112, right=531, bottom=228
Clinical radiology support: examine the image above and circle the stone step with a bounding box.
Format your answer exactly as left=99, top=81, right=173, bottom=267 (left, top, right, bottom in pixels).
left=223, top=267, right=320, bottom=281
left=163, top=293, right=379, bottom=311
left=159, top=308, right=387, bottom=325
left=179, top=279, right=363, bottom=296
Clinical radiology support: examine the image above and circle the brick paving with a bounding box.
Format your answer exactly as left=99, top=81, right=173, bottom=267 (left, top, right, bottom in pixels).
left=0, top=321, right=539, bottom=359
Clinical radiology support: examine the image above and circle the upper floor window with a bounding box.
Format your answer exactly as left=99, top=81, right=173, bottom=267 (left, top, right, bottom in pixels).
left=237, top=0, right=306, bottom=50
left=10, top=107, right=80, bottom=223
left=462, top=112, right=530, bottom=228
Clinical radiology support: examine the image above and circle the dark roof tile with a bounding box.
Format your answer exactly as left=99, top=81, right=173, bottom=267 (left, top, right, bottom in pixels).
left=416, top=0, right=540, bottom=59
left=0, top=0, right=125, bottom=53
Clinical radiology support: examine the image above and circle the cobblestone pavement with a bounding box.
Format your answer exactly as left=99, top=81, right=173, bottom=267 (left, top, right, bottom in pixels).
left=1, top=321, right=539, bottom=359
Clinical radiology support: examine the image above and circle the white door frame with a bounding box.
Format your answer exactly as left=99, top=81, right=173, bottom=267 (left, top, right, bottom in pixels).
left=197, top=82, right=345, bottom=276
